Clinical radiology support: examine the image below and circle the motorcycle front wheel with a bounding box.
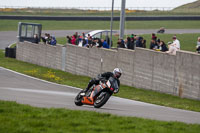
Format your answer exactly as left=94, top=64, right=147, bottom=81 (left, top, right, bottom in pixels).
left=74, top=90, right=84, bottom=106
left=94, top=92, right=111, bottom=108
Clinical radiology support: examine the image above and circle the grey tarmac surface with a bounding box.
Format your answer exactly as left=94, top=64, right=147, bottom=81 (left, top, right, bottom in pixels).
left=0, top=67, right=200, bottom=124
left=1, top=29, right=200, bottom=49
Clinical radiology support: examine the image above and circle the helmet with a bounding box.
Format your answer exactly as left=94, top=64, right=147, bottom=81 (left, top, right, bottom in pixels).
left=113, top=68, right=122, bottom=79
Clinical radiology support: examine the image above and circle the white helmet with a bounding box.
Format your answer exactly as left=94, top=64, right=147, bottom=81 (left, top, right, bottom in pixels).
left=113, top=68, right=122, bottom=78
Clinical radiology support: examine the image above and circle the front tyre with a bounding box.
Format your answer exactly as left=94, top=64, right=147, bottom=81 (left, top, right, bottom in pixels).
left=74, top=91, right=84, bottom=106
left=94, top=92, right=111, bottom=108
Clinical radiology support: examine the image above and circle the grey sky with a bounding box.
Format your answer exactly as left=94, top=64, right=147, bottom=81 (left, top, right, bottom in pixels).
left=0, top=0, right=197, bottom=9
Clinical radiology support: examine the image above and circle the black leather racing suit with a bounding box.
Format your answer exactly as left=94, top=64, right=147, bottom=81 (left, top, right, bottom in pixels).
left=85, top=72, right=120, bottom=92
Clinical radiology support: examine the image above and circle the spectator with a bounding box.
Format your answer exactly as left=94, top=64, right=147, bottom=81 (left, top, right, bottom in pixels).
left=75, top=35, right=80, bottom=45
left=159, top=41, right=168, bottom=52
left=117, top=38, right=125, bottom=48
left=130, top=34, right=134, bottom=39
left=82, top=38, right=87, bottom=47
left=166, top=36, right=180, bottom=55
left=126, top=37, right=134, bottom=50
left=66, top=36, right=71, bottom=44
left=141, top=39, right=146, bottom=48
left=196, top=37, right=200, bottom=53
left=87, top=36, right=92, bottom=46
left=105, top=35, right=110, bottom=46
left=82, top=32, right=85, bottom=38
left=156, top=39, right=161, bottom=49
left=50, top=36, right=57, bottom=46
left=46, top=34, right=51, bottom=44
left=33, top=34, right=39, bottom=44
left=75, top=32, right=78, bottom=38
left=96, top=38, right=102, bottom=48
left=102, top=39, right=109, bottom=49
left=130, top=34, right=135, bottom=46
left=71, top=35, right=76, bottom=45
left=150, top=39, right=157, bottom=50
left=152, top=33, right=157, bottom=41
left=135, top=36, right=143, bottom=48
left=41, top=33, right=50, bottom=44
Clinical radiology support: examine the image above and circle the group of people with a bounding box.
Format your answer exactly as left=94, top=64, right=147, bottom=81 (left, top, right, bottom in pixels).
left=149, top=33, right=180, bottom=55
left=66, top=32, right=110, bottom=49
left=66, top=31, right=200, bottom=55
left=117, top=34, right=146, bottom=50
left=41, top=33, right=57, bottom=46
left=118, top=33, right=180, bottom=55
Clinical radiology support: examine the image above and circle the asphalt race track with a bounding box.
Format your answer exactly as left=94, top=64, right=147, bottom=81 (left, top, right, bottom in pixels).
left=0, top=67, right=200, bottom=124
left=1, top=29, right=200, bottom=124
left=1, top=29, right=200, bottom=49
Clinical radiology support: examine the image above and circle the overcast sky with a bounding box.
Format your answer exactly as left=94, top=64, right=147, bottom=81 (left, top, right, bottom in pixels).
left=0, top=0, right=197, bottom=9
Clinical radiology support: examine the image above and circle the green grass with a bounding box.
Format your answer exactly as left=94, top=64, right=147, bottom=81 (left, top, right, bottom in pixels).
left=1, top=49, right=200, bottom=112
left=0, top=100, right=200, bottom=133
left=9, top=43, right=16, bottom=48
left=0, top=19, right=200, bottom=31
left=57, top=33, right=200, bottom=52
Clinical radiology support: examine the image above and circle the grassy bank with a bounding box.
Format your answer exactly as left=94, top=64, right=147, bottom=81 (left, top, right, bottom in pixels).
left=1, top=49, right=200, bottom=112
left=0, top=100, right=200, bottom=133
left=0, top=19, right=200, bottom=31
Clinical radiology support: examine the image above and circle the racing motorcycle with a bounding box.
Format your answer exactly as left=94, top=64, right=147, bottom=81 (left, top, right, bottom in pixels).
left=74, top=76, right=119, bottom=108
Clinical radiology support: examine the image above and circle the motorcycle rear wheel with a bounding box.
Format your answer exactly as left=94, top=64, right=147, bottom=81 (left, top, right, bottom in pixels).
left=94, top=92, right=110, bottom=108
left=74, top=91, right=84, bottom=106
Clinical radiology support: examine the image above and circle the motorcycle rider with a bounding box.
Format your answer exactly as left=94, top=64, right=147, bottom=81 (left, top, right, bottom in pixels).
left=83, top=68, right=122, bottom=94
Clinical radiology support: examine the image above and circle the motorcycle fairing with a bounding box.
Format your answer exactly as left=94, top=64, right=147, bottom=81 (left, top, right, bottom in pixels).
left=81, top=84, right=106, bottom=105
left=82, top=96, right=94, bottom=105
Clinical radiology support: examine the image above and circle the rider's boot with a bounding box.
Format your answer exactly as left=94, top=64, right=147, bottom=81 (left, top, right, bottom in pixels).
left=81, top=79, right=97, bottom=96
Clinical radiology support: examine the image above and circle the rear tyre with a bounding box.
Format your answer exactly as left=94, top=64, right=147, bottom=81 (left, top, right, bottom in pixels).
left=94, top=92, right=110, bottom=108
left=74, top=91, right=84, bottom=106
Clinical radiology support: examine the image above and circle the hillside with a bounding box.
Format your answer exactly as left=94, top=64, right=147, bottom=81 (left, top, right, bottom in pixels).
left=173, top=0, right=200, bottom=12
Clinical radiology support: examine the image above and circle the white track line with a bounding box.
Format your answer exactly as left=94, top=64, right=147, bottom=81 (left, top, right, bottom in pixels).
left=0, top=87, right=76, bottom=96
left=0, top=66, right=82, bottom=90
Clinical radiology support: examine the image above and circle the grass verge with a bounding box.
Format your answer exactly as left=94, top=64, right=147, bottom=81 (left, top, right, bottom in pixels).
left=0, top=49, right=200, bottom=112
left=0, top=19, right=200, bottom=31
left=0, top=100, right=200, bottom=133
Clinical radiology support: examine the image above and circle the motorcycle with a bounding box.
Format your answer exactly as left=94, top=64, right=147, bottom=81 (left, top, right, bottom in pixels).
left=74, top=76, right=119, bottom=108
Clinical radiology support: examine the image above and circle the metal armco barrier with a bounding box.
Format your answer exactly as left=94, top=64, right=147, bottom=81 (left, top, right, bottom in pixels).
left=1, top=16, right=200, bottom=21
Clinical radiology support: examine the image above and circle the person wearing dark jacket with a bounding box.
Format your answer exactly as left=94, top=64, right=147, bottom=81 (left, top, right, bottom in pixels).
left=136, top=36, right=143, bottom=47
left=117, top=38, right=125, bottom=48
left=159, top=41, right=168, bottom=52
left=50, top=36, right=57, bottom=46
left=126, top=37, right=134, bottom=50
left=150, top=39, right=158, bottom=49
left=83, top=68, right=122, bottom=94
